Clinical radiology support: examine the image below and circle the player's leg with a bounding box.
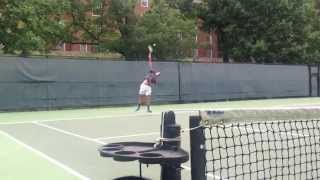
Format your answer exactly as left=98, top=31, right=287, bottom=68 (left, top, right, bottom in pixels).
left=146, top=95, right=152, bottom=112
left=135, top=95, right=142, bottom=111
left=145, top=86, right=152, bottom=112
left=136, top=83, right=145, bottom=111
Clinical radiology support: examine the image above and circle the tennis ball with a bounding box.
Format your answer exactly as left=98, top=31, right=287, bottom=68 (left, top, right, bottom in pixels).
left=153, top=43, right=156, bottom=47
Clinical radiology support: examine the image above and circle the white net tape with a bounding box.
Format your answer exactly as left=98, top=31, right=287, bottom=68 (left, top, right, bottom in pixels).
left=200, top=107, right=320, bottom=126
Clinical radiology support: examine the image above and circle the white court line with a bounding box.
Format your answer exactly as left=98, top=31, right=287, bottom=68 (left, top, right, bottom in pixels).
left=33, top=121, right=160, bottom=144
left=0, top=109, right=206, bottom=126
left=0, top=112, right=161, bottom=125
left=31, top=121, right=214, bottom=179
left=0, top=121, right=36, bottom=125
left=0, top=130, right=91, bottom=180
left=33, top=121, right=105, bottom=145
left=2, top=106, right=320, bottom=125
left=181, top=165, right=225, bottom=180
left=95, top=132, right=159, bottom=141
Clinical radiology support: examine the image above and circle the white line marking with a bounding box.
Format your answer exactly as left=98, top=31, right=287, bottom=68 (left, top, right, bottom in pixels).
left=33, top=121, right=105, bottom=145
left=31, top=122, right=215, bottom=179
left=0, top=113, right=161, bottom=125
left=25, top=122, right=226, bottom=179
left=95, top=132, right=159, bottom=141
left=0, top=121, right=35, bottom=125
left=2, top=105, right=320, bottom=125
left=0, top=109, right=210, bottom=126
left=0, top=130, right=91, bottom=180
left=33, top=122, right=159, bottom=144
left=181, top=165, right=225, bottom=180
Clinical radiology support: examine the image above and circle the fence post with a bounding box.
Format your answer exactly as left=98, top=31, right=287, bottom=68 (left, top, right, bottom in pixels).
left=177, top=63, right=182, bottom=103
left=308, top=64, right=320, bottom=97
left=308, top=65, right=312, bottom=97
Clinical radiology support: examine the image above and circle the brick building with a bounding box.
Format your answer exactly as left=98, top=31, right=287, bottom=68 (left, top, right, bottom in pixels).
left=196, top=28, right=221, bottom=62
left=57, top=0, right=221, bottom=62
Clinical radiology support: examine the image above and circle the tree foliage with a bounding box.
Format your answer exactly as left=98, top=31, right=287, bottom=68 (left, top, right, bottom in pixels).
left=1, top=0, right=319, bottom=64
left=198, top=0, right=320, bottom=64
left=66, top=0, right=119, bottom=44
left=164, top=0, right=197, bottom=17
left=105, top=0, right=196, bottom=59
left=0, top=0, right=69, bottom=56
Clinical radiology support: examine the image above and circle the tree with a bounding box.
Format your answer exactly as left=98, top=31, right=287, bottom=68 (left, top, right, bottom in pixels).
left=66, top=0, right=119, bottom=44
left=198, top=0, right=320, bottom=64
left=303, top=0, right=320, bottom=64
left=0, top=0, right=69, bottom=56
left=106, top=0, right=196, bottom=59
left=101, top=0, right=139, bottom=58
left=164, top=0, right=197, bottom=16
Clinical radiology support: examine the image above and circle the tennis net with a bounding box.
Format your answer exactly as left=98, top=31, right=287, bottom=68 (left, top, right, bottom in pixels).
left=188, top=107, right=320, bottom=180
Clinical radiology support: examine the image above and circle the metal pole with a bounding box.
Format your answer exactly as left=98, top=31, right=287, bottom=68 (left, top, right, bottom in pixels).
left=190, top=116, right=206, bottom=180
left=308, top=65, right=312, bottom=97
left=139, top=162, right=142, bottom=178
left=177, top=63, right=182, bottom=103
left=317, top=64, right=320, bottom=97
left=161, top=111, right=182, bottom=180
left=209, top=28, right=213, bottom=62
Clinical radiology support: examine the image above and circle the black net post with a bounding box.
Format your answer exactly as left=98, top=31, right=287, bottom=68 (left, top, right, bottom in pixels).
left=189, top=116, right=206, bottom=180
left=161, top=111, right=182, bottom=180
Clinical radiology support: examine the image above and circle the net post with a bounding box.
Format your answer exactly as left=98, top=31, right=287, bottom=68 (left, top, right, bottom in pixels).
left=189, top=116, right=206, bottom=180
left=161, top=111, right=182, bottom=180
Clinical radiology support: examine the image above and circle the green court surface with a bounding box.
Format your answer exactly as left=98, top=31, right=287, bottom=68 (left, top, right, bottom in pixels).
left=0, top=97, right=320, bottom=180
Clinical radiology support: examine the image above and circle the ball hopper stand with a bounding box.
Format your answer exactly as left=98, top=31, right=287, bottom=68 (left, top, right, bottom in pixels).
left=99, top=111, right=189, bottom=180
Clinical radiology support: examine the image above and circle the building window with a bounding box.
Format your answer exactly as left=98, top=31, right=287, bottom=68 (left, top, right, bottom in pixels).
left=193, top=0, right=202, bottom=4
left=92, top=0, right=102, bottom=16
left=80, top=44, right=88, bottom=52
left=177, top=32, right=183, bottom=40
left=65, top=43, right=72, bottom=51
left=141, top=0, right=149, bottom=8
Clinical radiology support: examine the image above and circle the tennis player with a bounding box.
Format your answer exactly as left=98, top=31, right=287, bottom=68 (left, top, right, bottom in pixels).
left=135, top=70, right=160, bottom=112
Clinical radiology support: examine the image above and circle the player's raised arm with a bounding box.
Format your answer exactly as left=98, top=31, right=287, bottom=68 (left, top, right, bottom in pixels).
left=148, top=45, right=153, bottom=70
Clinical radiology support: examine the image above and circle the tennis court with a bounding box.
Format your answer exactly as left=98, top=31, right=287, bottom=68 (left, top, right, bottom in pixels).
left=1, top=97, right=320, bottom=180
